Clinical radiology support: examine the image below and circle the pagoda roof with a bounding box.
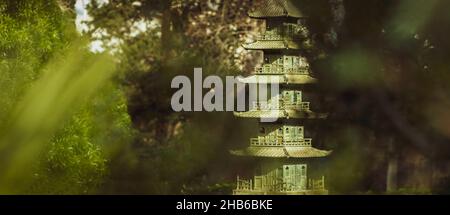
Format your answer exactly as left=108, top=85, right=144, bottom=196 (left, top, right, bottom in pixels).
left=230, top=146, right=331, bottom=158
left=242, top=40, right=300, bottom=50
left=248, top=0, right=306, bottom=19
left=237, top=74, right=317, bottom=84
left=234, top=110, right=285, bottom=119
left=234, top=109, right=328, bottom=119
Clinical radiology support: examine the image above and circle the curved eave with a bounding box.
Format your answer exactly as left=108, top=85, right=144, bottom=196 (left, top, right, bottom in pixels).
left=242, top=40, right=300, bottom=50
left=248, top=13, right=306, bottom=19
left=237, top=74, right=317, bottom=84
left=230, top=146, right=331, bottom=158
left=234, top=110, right=328, bottom=119
left=234, top=110, right=284, bottom=119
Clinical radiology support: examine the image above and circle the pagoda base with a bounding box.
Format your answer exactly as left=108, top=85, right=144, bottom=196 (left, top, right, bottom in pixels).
left=233, top=189, right=328, bottom=195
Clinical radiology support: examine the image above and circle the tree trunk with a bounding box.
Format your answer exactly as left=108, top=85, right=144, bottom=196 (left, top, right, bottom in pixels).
left=386, top=139, right=398, bottom=192
left=328, top=0, right=345, bottom=46
left=161, top=0, right=172, bottom=62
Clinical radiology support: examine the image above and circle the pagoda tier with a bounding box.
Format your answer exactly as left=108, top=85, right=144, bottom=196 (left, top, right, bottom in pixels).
left=231, top=125, right=330, bottom=158
left=234, top=160, right=328, bottom=195
left=242, top=25, right=312, bottom=51
left=234, top=90, right=328, bottom=119
left=256, top=55, right=310, bottom=74
left=240, top=47, right=315, bottom=84
left=244, top=11, right=311, bottom=50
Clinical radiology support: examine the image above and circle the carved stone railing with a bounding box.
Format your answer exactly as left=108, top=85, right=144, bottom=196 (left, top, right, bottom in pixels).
left=250, top=137, right=283, bottom=146
left=250, top=137, right=311, bottom=147
left=309, top=176, right=325, bottom=190
left=283, top=138, right=312, bottom=147
left=235, top=176, right=252, bottom=191
left=284, top=102, right=310, bottom=111
left=254, top=65, right=309, bottom=75
left=251, top=101, right=310, bottom=111
left=251, top=101, right=281, bottom=110
left=235, top=175, right=326, bottom=192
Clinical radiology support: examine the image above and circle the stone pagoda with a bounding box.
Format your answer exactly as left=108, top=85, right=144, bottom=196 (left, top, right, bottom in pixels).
left=231, top=0, right=331, bottom=195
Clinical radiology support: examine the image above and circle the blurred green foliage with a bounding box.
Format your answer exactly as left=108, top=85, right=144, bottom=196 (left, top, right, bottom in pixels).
left=0, top=0, right=133, bottom=194
left=330, top=46, right=382, bottom=88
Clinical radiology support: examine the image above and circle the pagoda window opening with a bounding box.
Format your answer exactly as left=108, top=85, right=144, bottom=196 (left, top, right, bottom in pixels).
left=255, top=166, right=262, bottom=176
left=292, top=92, right=297, bottom=104
left=260, top=127, right=266, bottom=134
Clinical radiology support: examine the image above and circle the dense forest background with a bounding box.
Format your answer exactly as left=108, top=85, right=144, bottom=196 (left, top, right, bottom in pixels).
left=1, top=0, right=450, bottom=194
